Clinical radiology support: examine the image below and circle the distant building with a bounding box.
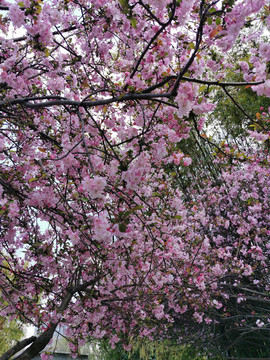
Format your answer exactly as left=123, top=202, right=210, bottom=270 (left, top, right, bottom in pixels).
left=33, top=326, right=91, bottom=360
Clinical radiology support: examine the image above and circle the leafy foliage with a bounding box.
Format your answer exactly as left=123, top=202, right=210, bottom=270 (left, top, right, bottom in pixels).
left=0, top=318, right=24, bottom=355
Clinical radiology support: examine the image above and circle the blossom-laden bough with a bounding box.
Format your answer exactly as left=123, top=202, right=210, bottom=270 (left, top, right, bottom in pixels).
left=0, top=0, right=269, bottom=359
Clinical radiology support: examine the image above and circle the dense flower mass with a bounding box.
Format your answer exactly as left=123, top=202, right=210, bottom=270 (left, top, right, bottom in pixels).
left=0, top=0, right=269, bottom=358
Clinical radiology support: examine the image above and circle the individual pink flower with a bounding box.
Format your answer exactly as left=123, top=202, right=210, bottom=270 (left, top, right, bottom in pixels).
left=243, top=264, right=253, bottom=276
left=92, top=326, right=106, bottom=339
left=252, top=79, right=270, bottom=97
left=259, top=42, right=270, bottom=61
left=9, top=4, right=25, bottom=28
left=182, top=157, right=192, bottom=166
left=237, top=227, right=245, bottom=235
left=193, top=102, right=216, bottom=115
left=176, top=82, right=195, bottom=118
left=82, top=175, right=106, bottom=199
left=40, top=354, right=51, bottom=360
left=212, top=264, right=223, bottom=277
left=66, top=229, right=80, bottom=245
left=93, top=214, right=110, bottom=241
left=173, top=152, right=184, bottom=165
left=256, top=319, right=264, bottom=327
left=213, top=300, right=223, bottom=309
left=8, top=202, right=19, bottom=217
left=239, top=60, right=249, bottom=73
left=123, top=344, right=132, bottom=351
left=193, top=312, right=203, bottom=323
left=154, top=304, right=165, bottom=320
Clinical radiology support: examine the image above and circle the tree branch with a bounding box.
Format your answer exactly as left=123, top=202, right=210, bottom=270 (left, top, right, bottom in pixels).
left=0, top=178, right=26, bottom=200
left=11, top=278, right=99, bottom=360
left=129, top=0, right=176, bottom=79
left=222, top=86, right=254, bottom=122
left=0, top=26, right=78, bottom=44
left=1, top=75, right=263, bottom=111
left=171, top=0, right=210, bottom=96
left=0, top=337, right=36, bottom=360
left=142, top=75, right=264, bottom=93
left=0, top=92, right=173, bottom=110
left=14, top=324, right=58, bottom=360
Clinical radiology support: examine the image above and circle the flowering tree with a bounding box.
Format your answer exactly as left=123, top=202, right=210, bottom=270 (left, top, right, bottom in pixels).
left=0, top=0, right=270, bottom=359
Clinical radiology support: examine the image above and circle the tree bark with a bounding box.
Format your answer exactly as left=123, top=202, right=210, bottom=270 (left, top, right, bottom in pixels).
left=0, top=336, right=36, bottom=360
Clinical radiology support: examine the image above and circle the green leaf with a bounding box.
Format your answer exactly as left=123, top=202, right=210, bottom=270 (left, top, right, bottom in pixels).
left=207, top=17, right=213, bottom=25
left=120, top=205, right=143, bottom=219
left=119, top=223, right=127, bottom=233
left=130, top=18, right=137, bottom=28
left=131, top=205, right=143, bottom=211
left=44, top=48, right=50, bottom=57
left=122, top=210, right=132, bottom=219
left=36, top=4, right=42, bottom=14
left=215, top=17, right=221, bottom=25
left=119, top=0, right=129, bottom=14
left=199, top=85, right=207, bottom=92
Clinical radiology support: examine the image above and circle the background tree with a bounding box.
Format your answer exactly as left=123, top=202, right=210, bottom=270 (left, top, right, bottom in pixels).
left=0, top=317, right=24, bottom=356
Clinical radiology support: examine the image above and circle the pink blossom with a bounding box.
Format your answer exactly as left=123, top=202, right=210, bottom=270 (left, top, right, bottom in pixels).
left=242, top=265, right=253, bottom=276
left=1, top=0, right=270, bottom=354
left=193, top=102, right=216, bottom=115
left=173, top=152, right=184, bottom=165
left=182, top=157, right=192, bottom=166
left=213, top=300, right=223, bottom=309
left=205, top=317, right=212, bottom=324
left=40, top=354, right=52, bottom=360
left=239, top=60, right=249, bottom=73
left=256, top=319, right=264, bottom=327
left=82, top=175, right=106, bottom=199
left=237, top=227, right=245, bottom=235
left=259, top=42, right=270, bottom=61
left=66, top=229, right=80, bottom=245
left=8, top=202, right=19, bottom=217
left=176, top=82, right=195, bottom=118
left=109, top=334, right=121, bottom=349
left=237, top=297, right=244, bottom=303
left=92, top=326, right=106, bottom=339
left=9, top=4, right=25, bottom=28
left=93, top=214, right=110, bottom=241
left=212, top=264, right=223, bottom=277
left=252, top=79, right=270, bottom=96
left=193, top=312, right=203, bottom=323
left=154, top=304, right=165, bottom=320
left=123, top=344, right=132, bottom=351
left=248, top=130, right=269, bottom=141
